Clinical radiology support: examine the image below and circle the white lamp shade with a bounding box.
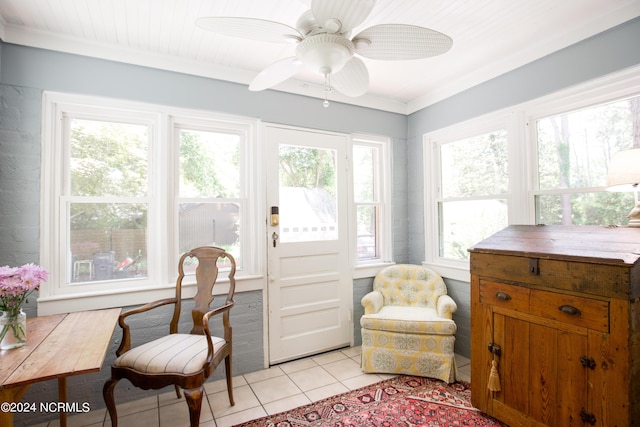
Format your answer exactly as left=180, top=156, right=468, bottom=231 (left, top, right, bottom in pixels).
left=606, top=148, right=640, bottom=192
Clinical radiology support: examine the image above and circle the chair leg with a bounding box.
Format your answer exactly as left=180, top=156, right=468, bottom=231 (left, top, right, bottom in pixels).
left=183, top=386, right=204, bottom=427
left=102, top=378, right=120, bottom=427
left=174, top=384, right=182, bottom=398
left=225, top=354, right=235, bottom=406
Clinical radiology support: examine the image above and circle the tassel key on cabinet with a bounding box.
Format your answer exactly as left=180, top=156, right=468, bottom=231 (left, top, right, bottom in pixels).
left=487, top=343, right=501, bottom=392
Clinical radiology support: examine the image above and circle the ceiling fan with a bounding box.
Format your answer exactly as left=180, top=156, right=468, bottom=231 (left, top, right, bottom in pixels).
left=196, top=0, right=452, bottom=107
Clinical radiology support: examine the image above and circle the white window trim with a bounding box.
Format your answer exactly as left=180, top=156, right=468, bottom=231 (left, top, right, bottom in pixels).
left=423, top=65, right=640, bottom=282
left=349, top=133, right=395, bottom=279
left=423, top=112, right=516, bottom=282
left=39, top=92, right=265, bottom=315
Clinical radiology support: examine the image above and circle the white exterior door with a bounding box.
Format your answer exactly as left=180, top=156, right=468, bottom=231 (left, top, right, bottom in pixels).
left=265, top=124, right=352, bottom=364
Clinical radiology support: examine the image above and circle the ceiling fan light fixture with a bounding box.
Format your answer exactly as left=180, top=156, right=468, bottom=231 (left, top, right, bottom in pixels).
left=197, top=0, right=453, bottom=103
left=295, top=34, right=355, bottom=75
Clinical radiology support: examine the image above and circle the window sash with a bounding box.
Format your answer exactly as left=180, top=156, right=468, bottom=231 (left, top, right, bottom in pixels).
left=351, top=135, right=392, bottom=268
left=425, top=115, right=512, bottom=270
left=423, top=67, right=640, bottom=281
left=40, top=92, right=261, bottom=314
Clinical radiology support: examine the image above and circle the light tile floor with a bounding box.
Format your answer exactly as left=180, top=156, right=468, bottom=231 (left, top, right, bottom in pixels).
left=32, top=347, right=471, bottom=427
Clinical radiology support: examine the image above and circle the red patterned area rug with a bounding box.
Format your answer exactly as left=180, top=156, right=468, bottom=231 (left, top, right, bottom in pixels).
left=233, top=375, right=508, bottom=426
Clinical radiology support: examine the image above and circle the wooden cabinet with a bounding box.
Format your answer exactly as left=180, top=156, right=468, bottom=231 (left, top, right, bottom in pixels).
left=469, top=225, right=640, bottom=427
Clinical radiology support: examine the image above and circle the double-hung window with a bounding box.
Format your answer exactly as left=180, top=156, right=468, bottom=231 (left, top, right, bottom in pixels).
left=425, top=116, right=511, bottom=276
left=174, top=119, right=251, bottom=272
left=40, top=93, right=259, bottom=314
left=351, top=134, right=392, bottom=275
left=424, top=68, right=640, bottom=281
left=532, top=95, right=640, bottom=225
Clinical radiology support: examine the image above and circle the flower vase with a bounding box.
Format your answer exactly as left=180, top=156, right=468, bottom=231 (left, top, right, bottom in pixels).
left=0, top=308, right=27, bottom=350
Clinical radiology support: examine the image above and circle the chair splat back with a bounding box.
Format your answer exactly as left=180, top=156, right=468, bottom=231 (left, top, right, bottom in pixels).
left=184, top=247, right=236, bottom=336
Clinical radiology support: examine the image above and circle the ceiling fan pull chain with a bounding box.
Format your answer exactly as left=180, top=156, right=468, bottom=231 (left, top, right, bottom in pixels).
left=323, top=73, right=333, bottom=108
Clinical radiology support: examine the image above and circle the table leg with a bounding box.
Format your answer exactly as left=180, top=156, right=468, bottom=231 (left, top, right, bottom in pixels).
left=58, top=377, right=67, bottom=427
left=0, top=385, right=31, bottom=427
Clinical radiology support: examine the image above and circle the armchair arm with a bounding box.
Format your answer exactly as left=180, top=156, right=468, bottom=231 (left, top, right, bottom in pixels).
left=436, top=294, right=457, bottom=320
left=201, top=301, right=235, bottom=367
left=116, top=297, right=179, bottom=356
left=361, top=290, right=384, bottom=315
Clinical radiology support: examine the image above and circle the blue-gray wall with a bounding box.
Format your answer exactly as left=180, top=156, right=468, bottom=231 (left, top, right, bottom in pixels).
left=2, top=15, right=640, bottom=426
left=407, top=16, right=640, bottom=357
left=0, top=41, right=408, bottom=426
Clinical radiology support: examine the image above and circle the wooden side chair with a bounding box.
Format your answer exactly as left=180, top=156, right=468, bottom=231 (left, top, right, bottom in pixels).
left=103, top=246, right=236, bottom=427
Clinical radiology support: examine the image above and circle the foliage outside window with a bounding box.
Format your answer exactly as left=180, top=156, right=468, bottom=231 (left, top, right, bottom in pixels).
left=278, top=144, right=338, bottom=243
left=425, top=70, right=640, bottom=280
left=40, top=93, right=259, bottom=313
left=69, top=119, right=149, bottom=283
left=178, top=128, right=243, bottom=270
left=534, top=95, right=640, bottom=225
left=436, top=130, right=509, bottom=261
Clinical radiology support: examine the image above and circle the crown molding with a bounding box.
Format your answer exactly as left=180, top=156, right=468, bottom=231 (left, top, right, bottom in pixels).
left=2, top=24, right=409, bottom=114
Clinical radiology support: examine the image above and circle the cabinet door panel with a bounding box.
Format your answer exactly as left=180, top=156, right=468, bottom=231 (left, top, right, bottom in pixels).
left=502, top=315, right=530, bottom=413
left=529, top=324, right=558, bottom=425
left=557, top=331, right=587, bottom=426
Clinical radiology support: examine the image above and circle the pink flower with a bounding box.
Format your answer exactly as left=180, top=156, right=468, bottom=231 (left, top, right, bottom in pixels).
left=0, top=263, right=49, bottom=314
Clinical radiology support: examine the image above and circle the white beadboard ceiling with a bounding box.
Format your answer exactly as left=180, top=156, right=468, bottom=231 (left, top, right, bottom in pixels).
left=0, top=0, right=638, bottom=114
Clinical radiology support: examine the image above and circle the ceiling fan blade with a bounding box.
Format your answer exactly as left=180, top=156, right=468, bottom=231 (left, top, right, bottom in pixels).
left=331, top=57, right=369, bottom=97
left=249, top=57, right=302, bottom=91
left=311, top=0, right=376, bottom=33
left=196, top=17, right=303, bottom=43
left=353, top=24, right=453, bottom=60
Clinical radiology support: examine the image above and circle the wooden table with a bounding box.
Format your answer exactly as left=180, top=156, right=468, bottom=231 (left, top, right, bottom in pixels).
left=0, top=308, right=121, bottom=427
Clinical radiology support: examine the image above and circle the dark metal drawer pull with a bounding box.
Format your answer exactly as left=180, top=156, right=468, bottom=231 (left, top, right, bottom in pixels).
left=495, top=292, right=512, bottom=301
left=580, top=356, right=596, bottom=370
left=580, top=409, right=596, bottom=425
left=559, top=305, right=581, bottom=316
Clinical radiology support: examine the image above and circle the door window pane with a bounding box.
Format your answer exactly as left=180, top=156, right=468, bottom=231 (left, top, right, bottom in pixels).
left=279, top=145, right=338, bottom=242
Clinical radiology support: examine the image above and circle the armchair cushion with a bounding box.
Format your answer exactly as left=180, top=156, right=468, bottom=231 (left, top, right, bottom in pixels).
left=360, top=306, right=456, bottom=335
left=115, top=334, right=226, bottom=375
left=360, top=264, right=458, bottom=382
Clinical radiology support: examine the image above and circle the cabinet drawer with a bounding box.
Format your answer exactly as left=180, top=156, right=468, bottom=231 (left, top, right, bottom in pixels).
left=480, top=280, right=530, bottom=312
left=530, top=289, right=609, bottom=332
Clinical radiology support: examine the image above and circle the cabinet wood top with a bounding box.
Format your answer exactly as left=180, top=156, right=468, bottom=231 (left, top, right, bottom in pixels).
left=468, top=225, right=640, bottom=266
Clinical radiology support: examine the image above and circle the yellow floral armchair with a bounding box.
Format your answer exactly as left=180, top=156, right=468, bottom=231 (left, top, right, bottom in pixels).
left=360, top=264, right=457, bottom=383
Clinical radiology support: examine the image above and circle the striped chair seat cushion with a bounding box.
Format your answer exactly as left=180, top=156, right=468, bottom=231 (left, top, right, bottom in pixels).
left=115, top=334, right=226, bottom=375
